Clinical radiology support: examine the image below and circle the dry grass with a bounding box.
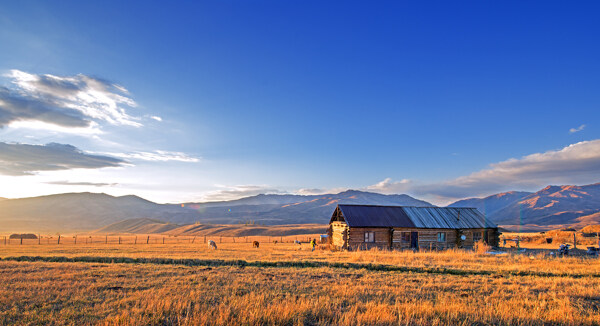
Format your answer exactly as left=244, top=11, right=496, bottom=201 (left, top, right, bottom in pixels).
left=1, top=241, right=600, bottom=325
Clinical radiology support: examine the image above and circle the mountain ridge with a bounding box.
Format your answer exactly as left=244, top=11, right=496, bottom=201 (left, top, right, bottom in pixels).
left=0, top=190, right=431, bottom=232
left=2, top=182, right=600, bottom=233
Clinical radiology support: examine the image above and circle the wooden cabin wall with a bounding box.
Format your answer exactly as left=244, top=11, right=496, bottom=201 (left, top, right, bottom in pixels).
left=347, top=227, right=391, bottom=250
left=392, top=228, right=457, bottom=250
left=458, top=228, right=499, bottom=248
left=330, top=221, right=348, bottom=249
left=329, top=223, right=499, bottom=250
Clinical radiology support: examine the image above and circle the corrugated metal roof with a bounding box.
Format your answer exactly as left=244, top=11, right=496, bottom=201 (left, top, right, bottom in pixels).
left=336, top=205, right=416, bottom=228
left=334, top=204, right=496, bottom=229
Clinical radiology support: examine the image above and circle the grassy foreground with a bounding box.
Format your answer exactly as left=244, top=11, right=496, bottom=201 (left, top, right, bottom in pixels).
left=1, top=243, right=599, bottom=325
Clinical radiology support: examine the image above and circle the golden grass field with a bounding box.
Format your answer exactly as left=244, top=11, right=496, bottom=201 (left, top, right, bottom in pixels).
left=1, top=238, right=600, bottom=325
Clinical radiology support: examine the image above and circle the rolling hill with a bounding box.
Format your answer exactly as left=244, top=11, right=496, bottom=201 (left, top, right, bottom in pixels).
left=0, top=190, right=431, bottom=232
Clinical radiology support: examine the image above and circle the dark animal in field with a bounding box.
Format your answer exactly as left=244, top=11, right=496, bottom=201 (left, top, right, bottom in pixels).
left=273, top=240, right=278, bottom=244
left=253, top=241, right=260, bottom=248
left=208, top=240, right=217, bottom=250
left=294, top=240, right=301, bottom=245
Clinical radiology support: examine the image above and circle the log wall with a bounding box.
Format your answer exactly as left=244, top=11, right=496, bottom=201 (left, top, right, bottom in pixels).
left=347, top=227, right=391, bottom=250
left=330, top=223, right=499, bottom=250
left=391, top=228, right=458, bottom=250
left=330, top=221, right=348, bottom=249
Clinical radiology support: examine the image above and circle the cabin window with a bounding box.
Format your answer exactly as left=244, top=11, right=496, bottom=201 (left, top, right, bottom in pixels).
left=473, top=232, right=482, bottom=242
left=401, top=232, right=411, bottom=243
left=437, top=232, right=446, bottom=242
left=364, top=231, right=375, bottom=243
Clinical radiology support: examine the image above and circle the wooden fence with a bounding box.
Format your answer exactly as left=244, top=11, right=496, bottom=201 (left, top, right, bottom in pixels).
left=1, top=234, right=321, bottom=245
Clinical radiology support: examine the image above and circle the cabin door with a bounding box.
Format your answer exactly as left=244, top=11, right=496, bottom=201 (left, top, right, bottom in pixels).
left=410, top=232, right=419, bottom=249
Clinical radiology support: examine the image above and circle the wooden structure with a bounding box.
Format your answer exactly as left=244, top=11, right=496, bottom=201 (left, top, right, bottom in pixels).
left=329, top=204, right=499, bottom=250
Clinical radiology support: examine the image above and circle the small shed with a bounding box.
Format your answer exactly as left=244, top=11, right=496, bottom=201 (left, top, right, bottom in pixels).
left=329, top=204, right=499, bottom=250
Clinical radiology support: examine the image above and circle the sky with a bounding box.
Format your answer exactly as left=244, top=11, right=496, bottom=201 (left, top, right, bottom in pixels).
left=0, top=1, right=599, bottom=205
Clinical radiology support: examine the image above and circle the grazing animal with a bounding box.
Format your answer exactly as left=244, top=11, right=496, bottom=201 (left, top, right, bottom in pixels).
left=273, top=240, right=278, bottom=244
left=208, top=240, right=217, bottom=250
left=294, top=240, right=301, bottom=245
left=253, top=241, right=260, bottom=248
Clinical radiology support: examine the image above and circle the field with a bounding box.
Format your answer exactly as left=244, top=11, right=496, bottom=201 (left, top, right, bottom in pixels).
left=1, top=240, right=600, bottom=325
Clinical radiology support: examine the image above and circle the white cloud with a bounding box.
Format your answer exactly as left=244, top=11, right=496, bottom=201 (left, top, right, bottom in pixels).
left=201, top=185, right=288, bottom=202
left=45, top=180, right=118, bottom=187
left=8, top=120, right=103, bottom=135
left=0, top=70, right=141, bottom=129
left=366, top=139, right=600, bottom=203
left=569, top=124, right=586, bottom=133
left=107, top=150, right=200, bottom=162
left=150, top=115, right=162, bottom=122
left=0, top=142, right=127, bottom=175
left=365, top=178, right=412, bottom=193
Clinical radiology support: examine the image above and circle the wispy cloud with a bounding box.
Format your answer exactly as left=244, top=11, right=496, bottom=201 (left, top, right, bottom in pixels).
left=367, top=139, right=600, bottom=203
left=150, top=115, right=162, bottom=122
left=45, top=180, right=118, bottom=187
left=569, top=124, right=586, bottom=133
left=0, top=70, right=141, bottom=130
left=107, top=150, right=200, bottom=162
left=0, top=142, right=127, bottom=175
left=201, top=185, right=288, bottom=202
left=365, top=178, right=412, bottom=192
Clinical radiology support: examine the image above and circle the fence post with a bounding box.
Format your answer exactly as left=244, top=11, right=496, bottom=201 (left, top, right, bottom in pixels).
left=58, top=235, right=61, bottom=245
left=147, top=236, right=150, bottom=244
left=204, top=236, right=206, bottom=244
left=162, top=237, right=165, bottom=244
left=4, top=236, right=6, bottom=245
left=74, top=235, right=77, bottom=245
left=20, top=236, right=23, bottom=245
left=574, top=233, right=577, bottom=249
left=281, top=236, right=283, bottom=243
left=233, top=237, right=235, bottom=243
left=220, top=237, right=222, bottom=243
left=192, top=236, right=196, bottom=244
left=118, top=237, right=121, bottom=245
left=135, top=236, right=137, bottom=245
left=38, top=235, right=41, bottom=245
left=105, top=236, right=108, bottom=244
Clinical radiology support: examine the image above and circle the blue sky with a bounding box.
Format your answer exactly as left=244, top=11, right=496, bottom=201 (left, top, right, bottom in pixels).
left=0, top=1, right=599, bottom=204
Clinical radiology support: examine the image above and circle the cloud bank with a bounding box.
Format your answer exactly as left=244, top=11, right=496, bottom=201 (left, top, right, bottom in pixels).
left=0, top=70, right=140, bottom=130
left=367, top=139, right=600, bottom=202
left=45, top=180, right=118, bottom=187
left=202, top=185, right=288, bottom=202
left=0, top=142, right=127, bottom=175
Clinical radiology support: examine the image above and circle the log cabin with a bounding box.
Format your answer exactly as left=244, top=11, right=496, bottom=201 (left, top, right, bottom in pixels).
left=329, top=204, right=499, bottom=250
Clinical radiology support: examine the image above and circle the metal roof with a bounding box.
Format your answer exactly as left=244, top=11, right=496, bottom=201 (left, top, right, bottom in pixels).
left=333, top=204, right=496, bottom=229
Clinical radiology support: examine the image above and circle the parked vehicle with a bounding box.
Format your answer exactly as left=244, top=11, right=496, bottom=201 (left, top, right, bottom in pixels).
left=558, top=244, right=571, bottom=257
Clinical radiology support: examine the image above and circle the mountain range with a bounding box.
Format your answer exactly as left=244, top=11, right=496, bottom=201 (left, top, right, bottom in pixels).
left=1, top=183, right=599, bottom=233
left=450, top=183, right=600, bottom=230
left=0, top=190, right=430, bottom=232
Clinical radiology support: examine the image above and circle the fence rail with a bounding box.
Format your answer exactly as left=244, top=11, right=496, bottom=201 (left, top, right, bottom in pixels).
left=1, top=234, right=322, bottom=246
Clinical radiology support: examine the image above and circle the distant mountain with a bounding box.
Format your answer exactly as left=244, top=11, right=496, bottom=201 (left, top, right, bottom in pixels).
left=0, top=190, right=431, bottom=232
left=449, top=191, right=532, bottom=217
left=449, top=183, right=600, bottom=230
left=5, top=183, right=599, bottom=233
left=0, top=193, right=181, bottom=232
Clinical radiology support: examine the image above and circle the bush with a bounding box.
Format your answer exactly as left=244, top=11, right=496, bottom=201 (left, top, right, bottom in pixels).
left=473, top=240, right=490, bottom=255
left=9, top=233, right=37, bottom=239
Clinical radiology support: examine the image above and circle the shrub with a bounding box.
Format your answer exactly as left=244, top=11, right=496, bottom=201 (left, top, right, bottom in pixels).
left=473, top=240, right=490, bottom=255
